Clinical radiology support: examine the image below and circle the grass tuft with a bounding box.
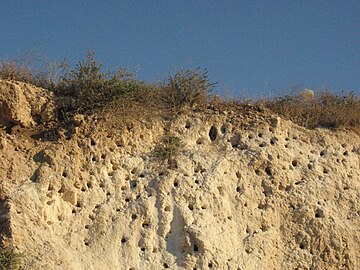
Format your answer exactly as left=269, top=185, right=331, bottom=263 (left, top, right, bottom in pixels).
left=264, top=91, right=360, bottom=131
left=154, top=134, right=184, bottom=161
left=0, top=246, right=23, bottom=270
left=162, top=68, right=216, bottom=109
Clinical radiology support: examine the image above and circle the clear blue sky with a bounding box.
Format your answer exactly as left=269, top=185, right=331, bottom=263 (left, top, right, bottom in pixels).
left=1, top=1, right=359, bottom=97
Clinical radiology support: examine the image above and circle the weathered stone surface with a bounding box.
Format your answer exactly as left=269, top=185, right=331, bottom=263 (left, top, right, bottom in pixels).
left=0, top=79, right=55, bottom=127
left=0, top=81, right=359, bottom=270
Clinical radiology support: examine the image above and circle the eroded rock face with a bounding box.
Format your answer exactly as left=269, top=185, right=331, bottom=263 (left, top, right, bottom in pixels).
left=0, top=82, right=359, bottom=270
left=0, top=79, right=55, bottom=127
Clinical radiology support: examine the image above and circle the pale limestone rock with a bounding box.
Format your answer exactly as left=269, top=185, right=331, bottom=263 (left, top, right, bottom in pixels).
left=0, top=79, right=55, bottom=127
left=73, top=114, right=85, bottom=126
left=0, top=81, right=359, bottom=270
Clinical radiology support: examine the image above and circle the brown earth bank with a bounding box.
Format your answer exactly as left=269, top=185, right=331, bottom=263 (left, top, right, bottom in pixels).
left=0, top=79, right=359, bottom=270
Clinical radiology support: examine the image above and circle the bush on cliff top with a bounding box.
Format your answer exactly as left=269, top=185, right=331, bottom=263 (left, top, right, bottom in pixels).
left=162, top=68, right=216, bottom=109
left=53, top=50, right=146, bottom=116
left=1, top=51, right=360, bottom=133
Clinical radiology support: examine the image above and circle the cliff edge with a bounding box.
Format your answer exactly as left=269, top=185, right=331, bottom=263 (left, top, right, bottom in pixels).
left=0, top=80, right=359, bottom=269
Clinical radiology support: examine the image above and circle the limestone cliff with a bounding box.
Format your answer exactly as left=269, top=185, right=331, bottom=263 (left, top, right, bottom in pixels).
left=0, top=80, right=359, bottom=269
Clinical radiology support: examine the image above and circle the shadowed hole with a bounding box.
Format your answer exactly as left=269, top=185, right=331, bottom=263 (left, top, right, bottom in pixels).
left=315, top=209, right=324, bottom=218
left=292, top=160, right=298, bottom=167
left=196, top=138, right=204, bottom=145
left=209, top=126, right=218, bottom=141
left=230, top=134, right=240, bottom=148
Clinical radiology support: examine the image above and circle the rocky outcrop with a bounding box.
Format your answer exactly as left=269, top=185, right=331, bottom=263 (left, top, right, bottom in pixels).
left=0, top=81, right=359, bottom=269
left=0, top=79, right=55, bottom=128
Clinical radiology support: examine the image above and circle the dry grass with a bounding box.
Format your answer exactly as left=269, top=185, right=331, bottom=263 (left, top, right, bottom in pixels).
left=161, top=68, right=216, bottom=109
left=0, top=58, right=64, bottom=90
left=1, top=52, right=360, bottom=133
left=264, top=92, right=360, bottom=132
left=0, top=61, right=35, bottom=84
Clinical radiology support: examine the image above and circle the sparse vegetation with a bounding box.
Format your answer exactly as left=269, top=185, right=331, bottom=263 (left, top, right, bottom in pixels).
left=0, top=245, right=23, bottom=270
left=1, top=51, right=360, bottom=133
left=54, top=50, right=145, bottom=114
left=0, top=61, right=35, bottom=84
left=154, top=134, right=184, bottom=161
left=162, top=68, right=216, bottom=109
left=264, top=92, right=360, bottom=131
left=0, top=57, right=64, bottom=90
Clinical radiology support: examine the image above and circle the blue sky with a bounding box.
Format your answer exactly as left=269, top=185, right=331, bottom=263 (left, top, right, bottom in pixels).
left=1, top=1, right=359, bottom=98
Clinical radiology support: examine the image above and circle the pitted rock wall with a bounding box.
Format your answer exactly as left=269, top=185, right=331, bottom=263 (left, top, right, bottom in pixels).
left=0, top=81, right=359, bottom=270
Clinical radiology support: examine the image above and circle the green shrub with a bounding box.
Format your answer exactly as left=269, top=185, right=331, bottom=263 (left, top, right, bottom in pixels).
left=163, top=68, right=216, bottom=108
left=55, top=50, right=144, bottom=114
left=0, top=246, right=23, bottom=270
left=154, top=134, right=184, bottom=161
